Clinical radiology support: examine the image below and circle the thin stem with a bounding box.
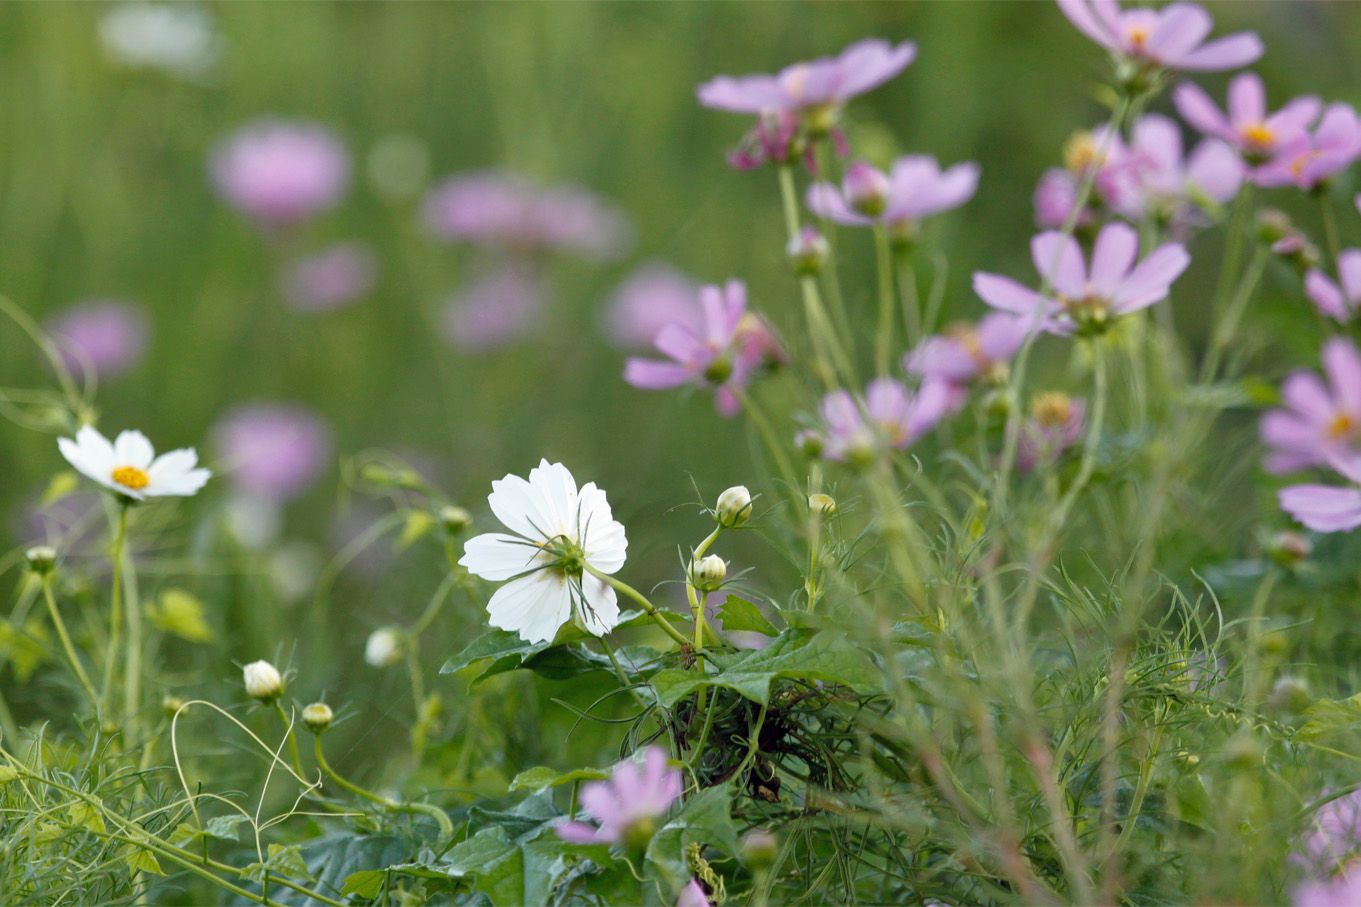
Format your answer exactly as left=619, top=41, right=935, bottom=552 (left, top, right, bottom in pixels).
left=873, top=227, right=896, bottom=376
left=1200, top=247, right=1269, bottom=383
left=101, top=504, right=129, bottom=718
left=274, top=702, right=307, bottom=779
left=1320, top=192, right=1343, bottom=270
left=122, top=506, right=144, bottom=735
left=584, top=565, right=690, bottom=648
left=41, top=578, right=99, bottom=711
left=313, top=734, right=453, bottom=843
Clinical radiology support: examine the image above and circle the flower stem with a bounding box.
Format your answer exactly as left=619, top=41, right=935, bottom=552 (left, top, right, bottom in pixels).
left=584, top=565, right=691, bottom=648
left=101, top=503, right=129, bottom=719
left=274, top=702, right=307, bottom=778
left=41, top=577, right=99, bottom=711
left=873, top=227, right=897, bottom=377
left=313, top=734, right=453, bottom=843
left=1320, top=192, right=1343, bottom=271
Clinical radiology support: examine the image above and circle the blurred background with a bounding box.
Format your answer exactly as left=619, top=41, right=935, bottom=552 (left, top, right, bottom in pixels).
left=0, top=1, right=1358, bottom=783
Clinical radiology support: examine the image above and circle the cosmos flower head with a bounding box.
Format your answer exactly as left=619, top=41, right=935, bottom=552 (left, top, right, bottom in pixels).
left=1305, top=251, right=1361, bottom=323
left=212, top=403, right=332, bottom=501
left=1174, top=73, right=1321, bottom=163
left=422, top=171, right=630, bottom=260
left=974, top=222, right=1190, bottom=336
left=47, top=300, right=150, bottom=382
left=1018, top=392, right=1087, bottom=471
left=1295, top=789, right=1361, bottom=876
left=1261, top=338, right=1361, bottom=475
left=907, top=313, right=1031, bottom=387
left=812, top=378, right=952, bottom=465
left=1118, top=113, right=1243, bottom=233
left=1056, top=0, right=1262, bottom=74
left=210, top=120, right=350, bottom=228
left=1255, top=104, right=1361, bottom=192
left=603, top=262, right=700, bottom=349
left=59, top=425, right=211, bottom=501
left=99, top=2, right=223, bottom=81
left=1033, top=124, right=1136, bottom=228
left=557, top=747, right=681, bottom=847
left=806, top=155, right=980, bottom=240
left=624, top=279, right=780, bottom=417
left=459, top=460, right=627, bottom=644
left=1279, top=453, right=1361, bottom=534
left=676, top=879, right=712, bottom=907
left=1293, top=872, right=1361, bottom=907
left=281, top=242, right=378, bottom=313
left=441, top=266, right=547, bottom=353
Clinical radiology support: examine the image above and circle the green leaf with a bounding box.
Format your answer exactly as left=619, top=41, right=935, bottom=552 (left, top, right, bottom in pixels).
left=649, top=629, right=879, bottom=707
left=440, top=628, right=613, bottom=684
left=124, top=846, right=163, bottom=878
left=0, top=766, right=18, bottom=784
left=397, top=510, right=435, bottom=549
left=645, top=783, right=738, bottom=892
left=441, top=629, right=549, bottom=676
left=508, top=766, right=610, bottom=793
left=147, top=589, right=214, bottom=643
left=1297, top=693, right=1361, bottom=741
left=717, top=595, right=778, bottom=636
left=70, top=800, right=106, bottom=835
left=341, top=869, right=386, bottom=899
left=244, top=843, right=311, bottom=883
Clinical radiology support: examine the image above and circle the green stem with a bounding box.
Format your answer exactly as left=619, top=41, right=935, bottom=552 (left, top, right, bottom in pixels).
left=1320, top=192, right=1343, bottom=270
left=275, top=702, right=307, bottom=779
left=41, top=578, right=99, bottom=711
left=873, top=227, right=897, bottom=377
left=583, top=564, right=690, bottom=648
left=122, top=507, right=143, bottom=736
left=1200, top=247, right=1268, bottom=383
left=101, top=504, right=129, bottom=719
left=313, top=735, right=453, bottom=843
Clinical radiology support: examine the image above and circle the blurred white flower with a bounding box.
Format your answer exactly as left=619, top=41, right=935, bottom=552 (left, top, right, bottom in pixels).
left=364, top=627, right=404, bottom=668
left=99, top=3, right=222, bottom=80
left=459, top=460, right=627, bottom=644
left=242, top=660, right=282, bottom=702
left=59, top=425, right=211, bottom=500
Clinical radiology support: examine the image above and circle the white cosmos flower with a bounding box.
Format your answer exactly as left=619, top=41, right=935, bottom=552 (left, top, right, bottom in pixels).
left=459, top=459, right=627, bottom=644
left=58, top=425, right=211, bottom=500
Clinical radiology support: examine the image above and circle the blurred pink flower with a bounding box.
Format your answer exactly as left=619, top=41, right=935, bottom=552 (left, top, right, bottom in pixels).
left=47, top=300, right=149, bottom=381
left=1297, top=790, right=1361, bottom=875
left=1018, top=393, right=1086, bottom=471
left=1255, top=104, right=1361, bottom=191
left=676, top=879, right=712, bottom=907
left=807, top=155, right=979, bottom=236
left=213, top=403, right=332, bottom=501
left=697, top=38, right=915, bottom=118
left=728, top=110, right=801, bottom=170
left=441, top=266, right=546, bottom=352
left=1279, top=454, right=1361, bottom=534
left=1034, top=168, right=1090, bottom=229
left=1305, top=251, right=1361, bottom=322
left=1119, top=113, right=1243, bottom=231
left=210, top=120, right=350, bottom=227
left=1174, top=73, right=1320, bottom=161
left=624, top=280, right=778, bottom=417
left=1294, top=873, right=1361, bottom=907
left=557, top=747, right=680, bottom=846
left=1032, top=125, right=1137, bottom=228
left=1056, top=0, right=1262, bottom=71
left=907, top=313, right=1030, bottom=386
left=1261, top=338, right=1361, bottom=474
left=813, top=378, right=951, bottom=464
left=603, top=262, right=699, bottom=349
left=281, top=242, right=378, bottom=312
left=974, top=222, right=1190, bottom=335
left=422, top=171, right=629, bottom=260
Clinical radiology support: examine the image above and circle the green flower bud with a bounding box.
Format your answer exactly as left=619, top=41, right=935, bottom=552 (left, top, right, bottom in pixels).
left=302, top=702, right=334, bottom=734
left=25, top=546, right=57, bottom=576
left=691, top=555, right=727, bottom=592
left=715, top=486, right=752, bottom=528
left=740, top=829, right=779, bottom=869
left=243, top=660, right=283, bottom=703
left=807, top=493, right=837, bottom=517
left=439, top=505, right=472, bottom=536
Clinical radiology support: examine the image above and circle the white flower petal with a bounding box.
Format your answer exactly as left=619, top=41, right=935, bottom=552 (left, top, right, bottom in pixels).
left=488, top=473, right=555, bottom=540
left=578, top=573, right=620, bottom=637
left=113, top=430, right=156, bottom=469
left=486, top=572, right=571, bottom=643
left=528, top=459, right=580, bottom=538
left=149, top=467, right=211, bottom=497
left=578, top=482, right=627, bottom=573
left=460, top=532, right=544, bottom=580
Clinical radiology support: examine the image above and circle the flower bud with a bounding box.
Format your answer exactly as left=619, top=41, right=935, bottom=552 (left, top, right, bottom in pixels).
left=715, top=486, right=752, bottom=528
left=439, top=505, right=472, bottom=536
left=740, top=829, right=779, bottom=869
left=243, top=660, right=283, bottom=703
left=1269, top=675, right=1312, bottom=714
left=844, top=162, right=891, bottom=217
left=1256, top=208, right=1293, bottom=244
left=365, top=627, right=404, bottom=668
left=302, top=702, right=334, bottom=733
left=807, top=493, right=837, bottom=517
left=162, top=695, right=185, bottom=718
left=25, top=546, right=57, bottom=576
left=691, top=555, right=727, bottom=592
left=1267, top=530, right=1312, bottom=568
left=786, top=227, right=829, bottom=277
left=795, top=430, right=825, bottom=460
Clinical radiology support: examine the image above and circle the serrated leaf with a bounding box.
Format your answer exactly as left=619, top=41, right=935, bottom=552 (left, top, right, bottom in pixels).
left=508, top=766, right=610, bottom=793
left=125, top=846, right=163, bottom=878
left=716, top=595, right=778, bottom=636
left=147, top=588, right=213, bottom=643
left=70, top=800, right=106, bottom=835
left=645, top=783, right=738, bottom=892
left=649, top=628, right=879, bottom=706
left=342, top=869, right=386, bottom=899
left=1297, top=693, right=1361, bottom=741
left=442, top=629, right=550, bottom=676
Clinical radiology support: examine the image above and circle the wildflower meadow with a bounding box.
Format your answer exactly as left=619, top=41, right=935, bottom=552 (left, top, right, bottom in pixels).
left=5, top=2, right=1361, bottom=905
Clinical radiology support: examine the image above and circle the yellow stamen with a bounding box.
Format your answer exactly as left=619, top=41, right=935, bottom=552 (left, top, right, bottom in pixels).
left=1064, top=132, right=1101, bottom=174
left=1032, top=393, right=1074, bottom=428
left=111, top=465, right=149, bottom=491
left=1127, top=26, right=1149, bottom=50
left=1328, top=412, right=1356, bottom=440
left=1240, top=122, right=1275, bottom=148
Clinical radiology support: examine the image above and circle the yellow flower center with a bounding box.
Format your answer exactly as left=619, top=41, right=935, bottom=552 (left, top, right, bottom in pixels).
left=1032, top=393, right=1074, bottom=428
left=111, top=465, right=149, bottom=491
left=1240, top=122, right=1275, bottom=148
left=1127, top=26, right=1149, bottom=50
left=1064, top=132, right=1101, bottom=174
left=1328, top=412, right=1356, bottom=441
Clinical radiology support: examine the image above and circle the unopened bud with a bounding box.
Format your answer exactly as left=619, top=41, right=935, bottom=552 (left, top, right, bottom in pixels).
left=786, top=227, right=829, bottom=276
left=25, top=546, right=57, bottom=575
left=691, top=555, right=727, bottom=591
left=808, top=493, right=837, bottom=517
left=1256, top=208, right=1293, bottom=244
left=844, top=162, right=891, bottom=216
left=1270, top=675, right=1312, bottom=714
left=365, top=627, right=404, bottom=668
left=715, top=486, right=753, bottom=528
left=302, top=702, right=334, bottom=733
left=162, top=695, right=185, bottom=718
left=740, top=829, right=779, bottom=869
left=1267, top=530, right=1312, bottom=568
left=439, top=505, right=472, bottom=535
left=796, top=430, right=825, bottom=459
left=242, top=660, right=283, bottom=703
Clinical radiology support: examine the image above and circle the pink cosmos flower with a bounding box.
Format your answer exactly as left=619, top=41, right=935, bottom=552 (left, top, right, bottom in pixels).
left=1034, top=168, right=1092, bottom=230
left=557, top=747, right=681, bottom=846
left=422, top=171, right=629, bottom=260
left=728, top=110, right=801, bottom=170
left=1032, top=125, right=1136, bottom=228
left=212, top=403, right=332, bottom=501
left=811, top=378, right=952, bottom=464
left=1056, top=0, right=1262, bottom=72
left=1119, top=114, right=1243, bottom=231
left=807, top=155, right=980, bottom=237
left=281, top=242, right=378, bottom=313
left=1294, top=873, right=1361, bottom=907
left=1018, top=393, right=1087, bottom=471
left=1305, top=250, right=1361, bottom=322
left=1260, top=338, right=1361, bottom=474
left=603, top=263, right=699, bottom=349
left=1280, top=454, right=1361, bottom=534
left=1255, top=104, right=1361, bottom=191
left=677, top=879, right=712, bottom=907
left=697, top=39, right=916, bottom=119
left=974, top=222, right=1191, bottom=335
left=907, top=313, right=1030, bottom=387
left=47, top=300, right=150, bottom=381
left=624, top=280, right=780, bottom=417
left=1297, top=790, right=1361, bottom=875
left=441, top=266, right=546, bottom=353
left=1174, top=73, right=1320, bottom=161
left=210, top=120, right=350, bottom=228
